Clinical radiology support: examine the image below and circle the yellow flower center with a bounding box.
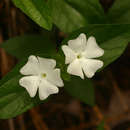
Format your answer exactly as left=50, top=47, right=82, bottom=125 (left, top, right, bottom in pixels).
left=42, top=73, right=47, bottom=78
left=77, top=54, right=82, bottom=59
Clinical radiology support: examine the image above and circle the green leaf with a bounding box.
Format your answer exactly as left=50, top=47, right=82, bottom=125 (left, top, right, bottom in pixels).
left=0, top=58, right=42, bottom=119
left=0, top=75, right=42, bottom=119
left=12, top=0, right=52, bottom=30
left=65, top=77, right=95, bottom=106
left=0, top=54, right=69, bottom=119
left=1, top=34, right=56, bottom=59
left=108, top=0, right=130, bottom=24
left=0, top=90, right=43, bottom=119
left=48, top=0, right=106, bottom=33
left=0, top=56, right=51, bottom=119
left=62, top=24, right=130, bottom=69
left=0, top=59, right=26, bottom=87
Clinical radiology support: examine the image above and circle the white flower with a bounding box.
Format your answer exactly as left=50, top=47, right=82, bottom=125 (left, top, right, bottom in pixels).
left=62, top=33, right=104, bottom=79
left=19, top=55, right=64, bottom=100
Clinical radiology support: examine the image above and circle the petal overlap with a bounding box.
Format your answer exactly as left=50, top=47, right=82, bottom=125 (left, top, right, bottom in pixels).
left=68, top=33, right=86, bottom=53
left=62, top=45, right=76, bottom=64
left=19, top=76, right=39, bottom=97
left=84, top=36, right=104, bottom=59
left=20, top=55, right=40, bottom=75
left=39, top=79, right=59, bottom=100
left=62, top=33, right=104, bottom=79
left=67, top=59, right=84, bottom=79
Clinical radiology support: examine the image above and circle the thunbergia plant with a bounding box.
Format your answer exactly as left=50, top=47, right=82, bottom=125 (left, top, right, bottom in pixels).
left=0, top=0, right=130, bottom=122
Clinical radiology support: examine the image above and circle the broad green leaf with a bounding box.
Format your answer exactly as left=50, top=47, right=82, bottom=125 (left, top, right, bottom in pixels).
left=0, top=59, right=26, bottom=87
left=1, top=34, right=56, bottom=59
left=0, top=58, right=43, bottom=119
left=0, top=90, right=43, bottom=119
left=62, top=24, right=130, bottom=69
left=108, top=0, right=130, bottom=24
left=48, top=0, right=106, bottom=33
left=0, top=53, right=70, bottom=119
left=65, top=77, right=95, bottom=106
left=12, top=0, right=52, bottom=30
left=0, top=76, right=44, bottom=119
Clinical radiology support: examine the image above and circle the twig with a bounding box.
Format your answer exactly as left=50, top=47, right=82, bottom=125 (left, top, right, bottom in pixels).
left=0, top=30, right=9, bottom=76
left=17, top=115, right=26, bottom=130
left=107, top=71, right=129, bottom=111
left=106, top=109, right=130, bottom=124
left=4, top=0, right=12, bottom=37
left=11, top=7, right=17, bottom=36
left=92, top=106, right=111, bottom=130
left=8, top=119, right=15, bottom=130
left=93, top=106, right=104, bottom=121
left=29, top=108, right=48, bottom=130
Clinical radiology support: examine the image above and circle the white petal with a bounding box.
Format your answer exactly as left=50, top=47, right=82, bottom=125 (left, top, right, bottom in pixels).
left=37, top=57, right=56, bottom=72
left=84, top=36, right=104, bottom=58
left=68, top=33, right=87, bottom=53
left=62, top=45, right=76, bottom=64
left=20, top=55, right=40, bottom=75
left=67, top=59, right=84, bottom=79
left=38, top=79, right=59, bottom=100
left=19, top=76, right=39, bottom=97
left=81, top=58, right=103, bottom=78
left=47, top=69, right=64, bottom=87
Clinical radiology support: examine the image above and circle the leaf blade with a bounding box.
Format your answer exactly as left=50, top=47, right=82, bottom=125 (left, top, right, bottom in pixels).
left=12, top=0, right=52, bottom=30
left=65, top=77, right=95, bottom=106
left=108, top=0, right=130, bottom=24
left=48, top=0, right=106, bottom=33
left=1, top=34, right=56, bottom=59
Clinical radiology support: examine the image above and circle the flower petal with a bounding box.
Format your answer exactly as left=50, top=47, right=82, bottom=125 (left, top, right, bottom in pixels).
left=62, top=45, right=76, bottom=64
left=20, top=55, right=40, bottom=75
left=19, top=76, right=39, bottom=97
left=47, top=69, right=64, bottom=87
left=37, top=57, right=56, bottom=72
left=81, top=58, right=103, bottom=78
left=68, top=33, right=87, bottom=53
left=67, top=59, right=84, bottom=79
left=38, top=79, right=59, bottom=100
left=84, top=36, right=104, bottom=58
